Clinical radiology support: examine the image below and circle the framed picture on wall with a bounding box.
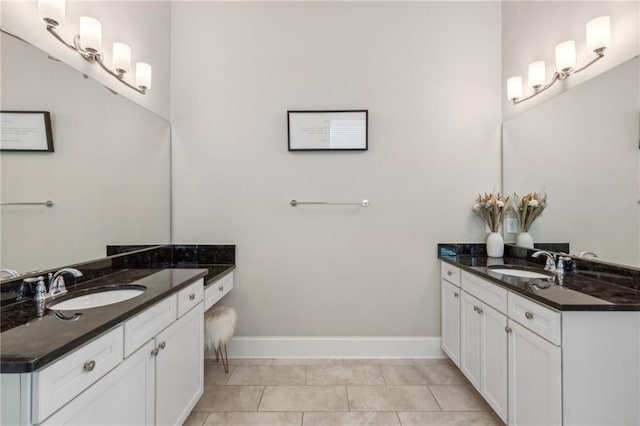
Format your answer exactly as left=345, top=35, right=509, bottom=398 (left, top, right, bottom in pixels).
left=0, top=111, right=54, bottom=152
left=287, top=110, right=368, bottom=151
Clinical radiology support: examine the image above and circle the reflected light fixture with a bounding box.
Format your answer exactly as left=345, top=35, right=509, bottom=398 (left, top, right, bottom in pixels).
left=507, top=16, right=610, bottom=105
left=37, top=0, right=151, bottom=94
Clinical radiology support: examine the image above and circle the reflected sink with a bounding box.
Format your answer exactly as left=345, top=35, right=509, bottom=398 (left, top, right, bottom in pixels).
left=487, top=265, right=553, bottom=279
left=48, top=285, right=145, bottom=310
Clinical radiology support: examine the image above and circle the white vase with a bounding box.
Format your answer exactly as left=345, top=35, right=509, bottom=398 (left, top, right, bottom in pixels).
left=486, top=232, right=504, bottom=258
left=516, top=232, right=534, bottom=248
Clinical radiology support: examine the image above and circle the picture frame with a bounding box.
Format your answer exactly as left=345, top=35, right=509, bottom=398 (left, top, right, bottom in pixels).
left=288, top=110, right=368, bottom=151
left=0, top=111, right=54, bottom=152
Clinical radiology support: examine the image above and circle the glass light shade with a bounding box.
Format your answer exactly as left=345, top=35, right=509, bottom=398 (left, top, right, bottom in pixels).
left=135, top=62, right=152, bottom=90
left=112, top=43, right=131, bottom=74
left=528, top=61, right=546, bottom=88
left=38, top=0, right=65, bottom=25
left=586, top=16, right=611, bottom=52
left=507, top=76, right=523, bottom=101
left=79, top=16, right=102, bottom=53
left=555, top=40, right=576, bottom=72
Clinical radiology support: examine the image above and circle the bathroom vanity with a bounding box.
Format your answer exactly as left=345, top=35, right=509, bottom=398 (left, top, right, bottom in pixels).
left=0, top=245, right=235, bottom=426
left=439, top=244, right=640, bottom=426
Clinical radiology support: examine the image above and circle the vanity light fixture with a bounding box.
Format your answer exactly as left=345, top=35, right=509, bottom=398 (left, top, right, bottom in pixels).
left=37, top=0, right=151, bottom=94
left=507, top=16, right=610, bottom=105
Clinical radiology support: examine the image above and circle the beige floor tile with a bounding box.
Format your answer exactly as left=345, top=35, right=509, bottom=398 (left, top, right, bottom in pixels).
left=259, top=386, right=349, bottom=412
left=429, top=385, right=490, bottom=411
left=343, top=358, right=414, bottom=366
left=193, top=385, right=264, bottom=412
left=184, top=411, right=210, bottom=426
left=306, top=365, right=385, bottom=385
left=417, top=363, right=469, bottom=385
left=274, top=358, right=344, bottom=366
left=303, top=411, right=401, bottom=426
left=348, top=386, right=441, bottom=411
left=398, top=411, right=501, bottom=426
left=380, top=365, right=429, bottom=385
left=204, top=360, right=234, bottom=385
left=411, top=358, right=455, bottom=366
left=226, top=365, right=306, bottom=385
left=228, top=358, right=275, bottom=365
left=204, top=412, right=302, bottom=426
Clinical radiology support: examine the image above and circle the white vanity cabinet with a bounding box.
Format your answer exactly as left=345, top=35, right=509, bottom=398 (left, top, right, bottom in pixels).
left=440, top=273, right=461, bottom=367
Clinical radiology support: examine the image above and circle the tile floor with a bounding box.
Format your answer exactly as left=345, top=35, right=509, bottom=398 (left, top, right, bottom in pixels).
left=185, top=358, right=505, bottom=426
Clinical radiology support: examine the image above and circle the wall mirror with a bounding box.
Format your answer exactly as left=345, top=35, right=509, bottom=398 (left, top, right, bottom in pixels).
left=0, top=29, right=171, bottom=276
left=502, top=56, right=640, bottom=267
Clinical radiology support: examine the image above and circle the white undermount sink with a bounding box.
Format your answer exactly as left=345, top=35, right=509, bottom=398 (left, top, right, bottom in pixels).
left=48, top=286, right=145, bottom=310
left=487, top=266, right=552, bottom=279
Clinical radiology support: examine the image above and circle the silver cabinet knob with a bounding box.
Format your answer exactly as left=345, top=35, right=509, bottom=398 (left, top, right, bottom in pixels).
left=83, top=360, right=96, bottom=371
left=159, top=341, right=166, bottom=350
left=505, top=326, right=512, bottom=334
left=525, top=312, right=534, bottom=320
left=189, top=293, right=196, bottom=300
left=453, top=292, right=459, bottom=298
left=219, top=286, right=224, bottom=292
left=476, top=307, right=483, bottom=314
left=151, top=348, right=159, bottom=356
left=447, top=271, right=453, bottom=276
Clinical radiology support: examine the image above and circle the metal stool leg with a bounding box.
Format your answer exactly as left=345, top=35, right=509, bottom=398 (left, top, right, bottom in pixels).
left=214, top=345, right=220, bottom=363
left=221, top=344, right=229, bottom=373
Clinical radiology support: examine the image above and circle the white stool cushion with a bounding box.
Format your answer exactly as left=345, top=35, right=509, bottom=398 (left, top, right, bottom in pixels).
left=204, top=306, right=237, bottom=351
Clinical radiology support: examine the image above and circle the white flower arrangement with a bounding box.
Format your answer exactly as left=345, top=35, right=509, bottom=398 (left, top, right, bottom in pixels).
left=511, top=192, right=547, bottom=232
left=472, top=193, right=510, bottom=233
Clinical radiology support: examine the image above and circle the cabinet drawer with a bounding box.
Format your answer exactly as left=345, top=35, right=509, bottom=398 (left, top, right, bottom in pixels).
left=508, top=292, right=561, bottom=345
left=461, top=271, right=507, bottom=314
left=124, top=295, right=177, bottom=357
left=177, top=279, right=204, bottom=318
left=205, top=272, right=234, bottom=311
left=441, top=262, right=461, bottom=287
left=32, top=326, right=124, bottom=424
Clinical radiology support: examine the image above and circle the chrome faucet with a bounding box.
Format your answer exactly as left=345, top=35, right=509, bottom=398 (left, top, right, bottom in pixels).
left=577, top=251, right=598, bottom=258
left=48, top=268, right=83, bottom=296
left=532, top=250, right=557, bottom=271
left=0, top=268, right=20, bottom=278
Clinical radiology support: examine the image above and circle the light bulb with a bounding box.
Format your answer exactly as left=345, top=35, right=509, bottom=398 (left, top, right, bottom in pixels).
left=135, top=62, right=152, bottom=91
left=586, top=16, right=611, bottom=53
left=507, top=76, right=523, bottom=101
left=113, top=43, right=131, bottom=75
left=79, top=16, right=102, bottom=53
left=528, top=61, right=546, bottom=89
left=555, top=40, right=576, bottom=73
left=38, top=0, right=65, bottom=26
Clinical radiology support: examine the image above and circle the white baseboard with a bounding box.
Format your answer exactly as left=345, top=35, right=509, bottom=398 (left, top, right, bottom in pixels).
left=219, top=336, right=444, bottom=359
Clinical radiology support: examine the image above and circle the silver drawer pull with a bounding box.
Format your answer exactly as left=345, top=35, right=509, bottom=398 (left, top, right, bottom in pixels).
left=453, top=292, right=459, bottom=298
left=159, top=341, right=166, bottom=350
left=219, top=286, right=224, bottom=292
left=525, top=311, right=534, bottom=320
left=447, top=271, right=453, bottom=276
left=473, top=306, right=483, bottom=314
left=189, top=293, right=196, bottom=300
left=83, top=360, right=96, bottom=372
left=505, top=326, right=512, bottom=334
left=151, top=348, right=159, bottom=356
left=476, top=307, right=483, bottom=314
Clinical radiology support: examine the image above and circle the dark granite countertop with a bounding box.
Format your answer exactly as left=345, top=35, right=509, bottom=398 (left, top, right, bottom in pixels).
left=440, top=255, right=640, bottom=311
left=0, top=265, right=234, bottom=373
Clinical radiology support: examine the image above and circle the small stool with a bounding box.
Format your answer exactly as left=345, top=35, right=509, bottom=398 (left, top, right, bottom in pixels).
left=204, top=306, right=237, bottom=373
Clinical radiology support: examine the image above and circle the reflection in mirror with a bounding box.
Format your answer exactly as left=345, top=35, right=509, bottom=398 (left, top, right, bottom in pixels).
left=503, top=56, right=640, bottom=267
left=0, top=30, right=171, bottom=275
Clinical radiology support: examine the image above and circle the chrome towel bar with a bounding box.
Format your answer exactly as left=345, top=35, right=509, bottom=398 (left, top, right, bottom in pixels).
left=290, top=200, right=369, bottom=207
left=1, top=200, right=54, bottom=207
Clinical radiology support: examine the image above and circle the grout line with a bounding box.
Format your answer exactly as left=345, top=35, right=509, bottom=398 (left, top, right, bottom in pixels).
left=301, top=411, right=304, bottom=426
left=346, top=385, right=351, bottom=412
left=256, top=386, right=266, bottom=412
left=396, top=411, right=402, bottom=426
left=426, top=385, right=443, bottom=411
left=379, top=365, right=388, bottom=385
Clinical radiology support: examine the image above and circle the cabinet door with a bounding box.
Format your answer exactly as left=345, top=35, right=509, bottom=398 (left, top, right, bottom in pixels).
left=508, top=320, right=562, bottom=426
left=155, top=302, right=204, bottom=426
left=441, top=279, right=461, bottom=367
left=40, top=340, right=155, bottom=426
left=460, top=291, right=481, bottom=388
left=480, top=303, right=507, bottom=423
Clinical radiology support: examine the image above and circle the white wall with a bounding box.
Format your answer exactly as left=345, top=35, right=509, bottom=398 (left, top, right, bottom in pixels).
left=0, top=1, right=171, bottom=120
left=0, top=32, right=171, bottom=273
left=171, top=2, right=502, bottom=339
left=502, top=1, right=639, bottom=119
